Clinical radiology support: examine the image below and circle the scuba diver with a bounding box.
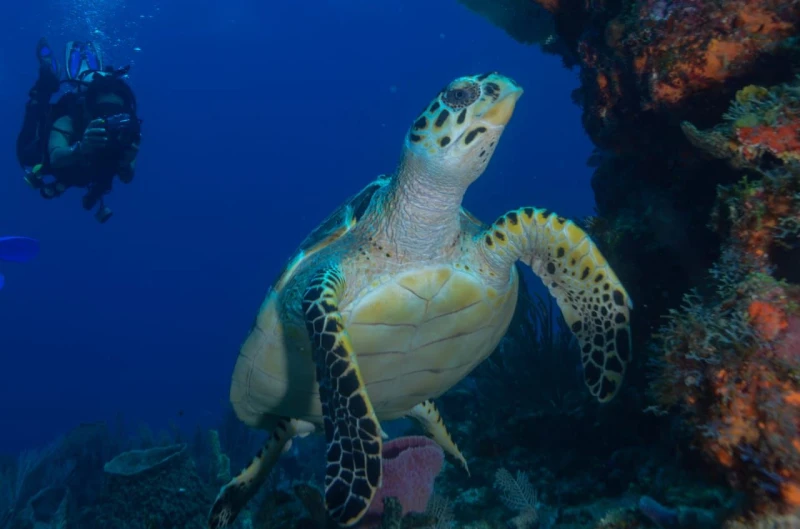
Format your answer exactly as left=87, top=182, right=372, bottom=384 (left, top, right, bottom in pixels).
left=16, top=38, right=142, bottom=223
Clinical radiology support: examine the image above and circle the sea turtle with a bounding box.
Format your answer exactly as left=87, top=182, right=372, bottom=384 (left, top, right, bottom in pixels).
left=208, top=72, right=633, bottom=528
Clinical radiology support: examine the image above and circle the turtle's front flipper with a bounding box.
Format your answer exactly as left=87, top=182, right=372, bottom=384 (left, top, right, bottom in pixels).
left=478, top=208, right=633, bottom=403
left=408, top=400, right=469, bottom=475
left=302, top=267, right=383, bottom=527
left=208, top=418, right=312, bottom=529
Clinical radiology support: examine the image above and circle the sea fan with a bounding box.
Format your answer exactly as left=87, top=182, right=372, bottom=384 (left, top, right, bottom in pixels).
left=494, top=468, right=540, bottom=514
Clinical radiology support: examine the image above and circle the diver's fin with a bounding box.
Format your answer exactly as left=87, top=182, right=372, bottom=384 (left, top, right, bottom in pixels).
left=0, top=237, right=40, bottom=263
left=67, top=41, right=104, bottom=81
left=36, top=37, right=59, bottom=77
left=65, top=41, right=89, bottom=80
left=84, top=41, right=103, bottom=71
left=66, top=41, right=80, bottom=80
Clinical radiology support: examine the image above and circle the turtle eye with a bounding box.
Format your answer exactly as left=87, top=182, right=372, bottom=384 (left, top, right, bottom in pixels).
left=443, top=82, right=479, bottom=109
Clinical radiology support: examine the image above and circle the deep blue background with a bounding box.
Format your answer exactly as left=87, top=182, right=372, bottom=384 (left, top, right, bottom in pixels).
left=0, top=0, right=594, bottom=454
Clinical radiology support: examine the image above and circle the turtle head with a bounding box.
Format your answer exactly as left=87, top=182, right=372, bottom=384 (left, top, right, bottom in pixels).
left=402, top=72, right=523, bottom=185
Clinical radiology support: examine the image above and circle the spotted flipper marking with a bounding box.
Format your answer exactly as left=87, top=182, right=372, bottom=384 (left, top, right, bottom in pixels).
left=480, top=207, right=633, bottom=402
left=301, top=267, right=382, bottom=527
left=409, top=400, right=469, bottom=475
left=208, top=418, right=310, bottom=529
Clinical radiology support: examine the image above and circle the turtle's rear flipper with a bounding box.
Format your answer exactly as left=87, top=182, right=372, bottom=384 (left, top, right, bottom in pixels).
left=208, top=418, right=307, bottom=529
left=409, top=400, right=469, bottom=475
left=302, top=267, right=383, bottom=527
left=479, top=207, right=633, bottom=403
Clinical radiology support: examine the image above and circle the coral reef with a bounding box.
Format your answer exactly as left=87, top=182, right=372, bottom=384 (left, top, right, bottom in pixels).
left=458, top=0, right=800, bottom=365
left=611, top=0, right=797, bottom=109
left=208, top=429, right=232, bottom=488
left=459, top=0, right=800, bottom=525
left=82, top=443, right=212, bottom=528
left=462, top=0, right=800, bottom=151
left=429, top=275, right=731, bottom=529
left=292, top=485, right=441, bottom=529
left=682, top=78, right=800, bottom=170
left=5, top=4, right=800, bottom=527
left=650, top=163, right=800, bottom=516
left=723, top=512, right=800, bottom=528
left=0, top=405, right=737, bottom=529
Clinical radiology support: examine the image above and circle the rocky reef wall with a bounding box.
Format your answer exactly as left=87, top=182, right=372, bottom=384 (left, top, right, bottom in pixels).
left=459, top=0, right=800, bottom=524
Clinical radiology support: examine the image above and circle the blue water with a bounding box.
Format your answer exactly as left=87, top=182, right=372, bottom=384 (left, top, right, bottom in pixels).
left=0, top=0, right=594, bottom=454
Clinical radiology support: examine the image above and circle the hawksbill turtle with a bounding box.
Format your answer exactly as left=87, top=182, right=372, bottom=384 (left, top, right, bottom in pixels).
left=208, top=72, right=633, bottom=528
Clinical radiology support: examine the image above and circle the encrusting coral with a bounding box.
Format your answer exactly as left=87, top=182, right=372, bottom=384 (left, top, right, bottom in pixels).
left=650, top=162, right=800, bottom=516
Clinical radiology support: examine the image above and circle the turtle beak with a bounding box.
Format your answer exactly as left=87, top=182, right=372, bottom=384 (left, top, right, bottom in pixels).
left=483, top=86, right=524, bottom=127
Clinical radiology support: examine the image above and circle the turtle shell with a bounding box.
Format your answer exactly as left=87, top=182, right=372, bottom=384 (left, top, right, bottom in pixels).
left=231, top=175, right=527, bottom=429
left=272, top=176, right=389, bottom=293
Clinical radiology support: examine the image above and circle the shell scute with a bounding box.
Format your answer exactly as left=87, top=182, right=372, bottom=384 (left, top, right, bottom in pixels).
left=273, top=177, right=389, bottom=292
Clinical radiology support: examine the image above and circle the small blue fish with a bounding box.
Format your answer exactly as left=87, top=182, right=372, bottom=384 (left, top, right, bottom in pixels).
left=0, top=236, right=40, bottom=290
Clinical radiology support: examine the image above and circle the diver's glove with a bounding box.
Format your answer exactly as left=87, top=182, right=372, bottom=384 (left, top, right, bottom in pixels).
left=118, top=142, right=139, bottom=183
left=118, top=164, right=134, bottom=183
left=78, top=119, right=108, bottom=154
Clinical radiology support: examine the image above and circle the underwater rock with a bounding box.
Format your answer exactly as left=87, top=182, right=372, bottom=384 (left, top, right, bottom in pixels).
left=650, top=164, right=800, bottom=516
left=682, top=79, right=800, bottom=171
left=456, top=0, right=558, bottom=49
left=710, top=164, right=800, bottom=276
left=507, top=509, right=540, bottom=529
left=639, top=495, right=722, bottom=529
left=504, top=0, right=798, bottom=151
left=80, top=443, right=212, bottom=529
left=459, top=0, right=800, bottom=523
left=458, top=0, right=800, bottom=356
left=610, top=0, right=798, bottom=109
left=293, top=483, right=329, bottom=528
left=722, top=512, right=800, bottom=528
left=250, top=486, right=296, bottom=529
left=376, top=496, right=436, bottom=529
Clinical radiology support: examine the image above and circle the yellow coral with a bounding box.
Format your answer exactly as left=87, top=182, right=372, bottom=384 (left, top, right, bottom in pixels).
left=733, top=113, right=761, bottom=129
left=736, top=85, right=769, bottom=104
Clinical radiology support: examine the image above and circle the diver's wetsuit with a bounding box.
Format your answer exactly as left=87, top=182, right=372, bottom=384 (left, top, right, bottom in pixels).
left=16, top=65, right=60, bottom=168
